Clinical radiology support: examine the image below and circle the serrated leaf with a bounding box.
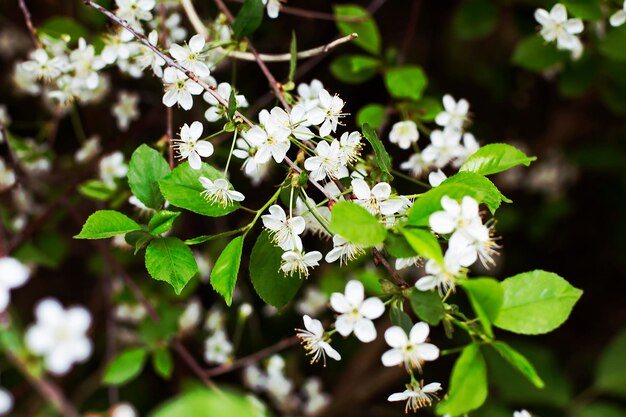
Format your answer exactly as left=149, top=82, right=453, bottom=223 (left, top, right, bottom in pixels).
left=250, top=231, right=302, bottom=308
left=145, top=237, right=198, bottom=294
left=329, top=201, right=387, bottom=246
left=149, top=210, right=180, bottom=235
left=75, top=210, right=142, bottom=239
left=210, top=236, right=244, bottom=306
left=103, top=347, right=148, bottom=386
left=128, top=144, right=170, bottom=209
left=494, top=270, right=582, bottom=335
left=409, top=289, right=445, bottom=326
left=159, top=162, right=240, bottom=217
left=491, top=341, right=544, bottom=388
left=333, top=4, right=380, bottom=55
left=232, top=0, right=264, bottom=38
left=462, top=277, right=503, bottom=338
left=401, top=227, right=443, bottom=265
left=384, top=66, right=428, bottom=101
left=437, top=344, right=488, bottom=415
left=362, top=123, right=392, bottom=178
left=460, top=143, right=536, bottom=176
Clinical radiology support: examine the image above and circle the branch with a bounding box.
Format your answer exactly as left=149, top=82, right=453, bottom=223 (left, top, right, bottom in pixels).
left=17, top=0, right=40, bottom=47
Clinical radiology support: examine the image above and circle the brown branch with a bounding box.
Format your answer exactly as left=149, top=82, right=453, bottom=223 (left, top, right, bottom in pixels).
left=17, top=0, right=40, bottom=47
left=205, top=336, right=298, bottom=377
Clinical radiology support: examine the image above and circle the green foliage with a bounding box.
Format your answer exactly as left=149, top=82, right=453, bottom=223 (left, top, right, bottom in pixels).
left=401, top=227, right=444, bottom=265
left=227, top=90, right=237, bottom=121
left=490, top=341, right=544, bottom=388
left=390, top=306, right=413, bottom=334
left=563, top=0, right=603, bottom=20
left=333, top=5, right=381, bottom=55
left=159, top=162, right=240, bottom=217
left=128, top=144, right=170, bottom=209
left=494, top=270, right=582, bottom=335
left=79, top=180, right=115, bottom=201
left=232, top=0, right=264, bottom=37
left=249, top=231, right=302, bottom=308
left=398, top=98, right=443, bottom=122
left=210, top=236, right=244, bottom=306
left=330, top=54, right=380, bottom=84
left=384, top=66, right=428, bottom=101
left=595, top=329, right=626, bottom=398
left=329, top=201, right=387, bottom=246
left=462, top=278, right=503, bottom=338
left=145, top=237, right=198, bottom=294
left=103, top=347, right=148, bottom=386
left=437, top=343, right=488, bottom=415
left=452, top=0, right=498, bottom=41
left=384, top=231, right=417, bottom=259
left=599, top=26, right=626, bottom=61
left=150, top=388, right=268, bottom=417
left=580, top=402, right=626, bottom=417
left=148, top=211, right=180, bottom=235
left=409, top=289, right=445, bottom=326
left=406, top=172, right=509, bottom=226
left=460, top=143, right=536, bottom=176
left=288, top=31, right=297, bottom=83
left=152, top=348, right=173, bottom=379
left=39, top=16, right=88, bottom=40
left=356, top=103, right=386, bottom=128
left=75, top=210, right=142, bottom=239
left=362, top=123, right=392, bottom=178
left=512, top=35, right=567, bottom=71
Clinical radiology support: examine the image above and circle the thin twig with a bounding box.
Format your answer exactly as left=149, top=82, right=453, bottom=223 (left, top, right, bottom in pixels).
left=17, top=0, right=40, bottom=47
left=398, top=0, right=421, bottom=65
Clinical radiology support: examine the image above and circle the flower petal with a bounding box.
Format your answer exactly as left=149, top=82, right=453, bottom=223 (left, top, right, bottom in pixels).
left=384, top=326, right=409, bottom=348
left=354, top=318, right=377, bottom=343
left=409, top=321, right=429, bottom=343
left=381, top=348, right=404, bottom=367
left=360, top=297, right=385, bottom=320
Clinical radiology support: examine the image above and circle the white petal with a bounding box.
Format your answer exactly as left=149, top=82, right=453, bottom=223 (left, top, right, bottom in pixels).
left=415, top=343, right=440, bottom=361
left=388, top=392, right=409, bottom=402
left=188, top=152, right=201, bottom=169
left=354, top=318, right=377, bottom=343
left=195, top=140, right=214, bottom=157
left=429, top=212, right=456, bottom=234
left=189, top=34, right=205, bottom=52
left=409, top=322, right=429, bottom=343
left=189, top=121, right=203, bottom=140
left=334, top=314, right=353, bottom=336
left=351, top=178, right=370, bottom=200
left=384, top=326, right=409, bottom=348
left=345, top=280, right=364, bottom=306
left=359, top=297, right=385, bottom=320
left=381, top=348, right=404, bottom=367
left=321, top=342, right=341, bottom=361
left=330, top=293, right=350, bottom=313
left=422, top=382, right=442, bottom=393
left=415, top=276, right=437, bottom=291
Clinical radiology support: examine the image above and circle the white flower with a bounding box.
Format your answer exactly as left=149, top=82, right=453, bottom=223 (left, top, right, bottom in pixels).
left=610, top=1, right=626, bottom=27
left=296, top=315, right=341, bottom=365
left=429, top=195, right=480, bottom=235
left=262, top=205, right=306, bottom=251
left=137, top=31, right=165, bottom=77
left=174, top=121, right=214, bottom=169
left=204, top=306, right=226, bottom=331
left=111, top=403, right=138, bottom=417
left=25, top=298, right=92, bottom=375
left=0, top=159, right=16, bottom=191
left=428, top=169, right=447, bottom=187
left=247, top=122, right=291, bottom=164
left=435, top=95, right=469, bottom=131
left=162, top=67, right=203, bottom=111
left=448, top=221, right=499, bottom=268
left=294, top=196, right=332, bottom=238
left=330, top=280, right=385, bottom=343
left=178, top=298, right=202, bottom=333
left=302, top=378, right=331, bottom=415
left=534, top=4, right=584, bottom=53
left=422, top=129, right=465, bottom=168
left=338, top=131, right=362, bottom=165
left=233, top=131, right=271, bottom=185
left=388, top=381, right=442, bottom=413
left=0, top=257, right=30, bottom=312
left=415, top=252, right=463, bottom=295
left=199, top=177, right=245, bottom=207
left=296, top=287, right=327, bottom=317
left=400, top=153, right=429, bottom=178
left=304, top=140, right=348, bottom=182
left=389, top=121, right=419, bottom=149
left=264, top=105, right=313, bottom=140
left=307, top=89, right=345, bottom=137
left=325, top=235, right=365, bottom=265
left=204, top=330, right=233, bottom=364
left=21, top=49, right=66, bottom=81
left=514, top=410, right=532, bottom=417
left=262, top=0, right=281, bottom=18
left=281, top=250, right=322, bottom=278
left=203, top=82, right=248, bottom=122
left=395, top=256, right=421, bottom=270
left=112, top=91, right=139, bottom=131
left=170, top=34, right=210, bottom=77
left=239, top=303, right=253, bottom=319
left=0, top=388, right=13, bottom=416
left=452, top=132, right=480, bottom=167
left=75, top=136, right=101, bottom=163
left=115, top=0, right=155, bottom=23
left=165, top=13, right=187, bottom=43
left=381, top=322, right=439, bottom=370
left=351, top=178, right=403, bottom=216
left=298, top=79, right=325, bottom=110
left=99, top=152, right=128, bottom=187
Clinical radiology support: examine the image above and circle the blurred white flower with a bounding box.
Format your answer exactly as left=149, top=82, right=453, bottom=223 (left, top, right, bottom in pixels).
left=610, top=1, right=626, bottom=27
left=179, top=298, right=202, bottom=333
left=0, top=388, right=13, bottom=416
left=262, top=0, right=281, bottom=18
left=111, top=403, right=138, bottom=417
left=296, top=287, right=327, bottom=317
left=204, top=330, right=233, bottom=364
left=75, top=136, right=101, bottom=163
left=0, top=257, right=30, bottom=311
left=435, top=95, right=469, bottom=131
left=389, top=121, right=419, bottom=149
left=534, top=4, right=584, bottom=57
left=99, top=151, right=128, bottom=187
left=112, top=91, right=139, bottom=131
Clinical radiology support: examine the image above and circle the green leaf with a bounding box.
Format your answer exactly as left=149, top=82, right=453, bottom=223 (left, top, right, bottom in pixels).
left=400, top=227, right=443, bottom=265
left=398, top=97, right=443, bottom=122
left=384, top=232, right=417, bottom=259
left=558, top=57, right=599, bottom=98
left=452, top=0, right=498, bottom=41
left=580, top=402, right=626, bottom=417
left=125, top=230, right=154, bottom=254
left=232, top=0, right=264, bottom=38
left=362, top=123, right=392, bottom=178
left=494, top=270, right=582, bottom=335
left=390, top=307, right=413, bottom=334
left=491, top=341, right=544, bottom=388
left=384, top=66, right=428, bottom=101
left=409, top=289, right=445, bottom=326
left=329, top=201, right=387, bottom=246
left=103, top=347, right=148, bottom=386
left=288, top=31, right=297, bottom=82
left=148, top=211, right=180, bottom=235
left=460, top=143, right=536, bottom=176
left=406, top=172, right=509, bottom=227
left=210, top=236, right=244, bottom=306
left=596, top=329, right=626, bottom=397
left=356, top=103, right=386, bottom=129
left=152, top=348, right=173, bottom=379
left=128, top=144, right=171, bottom=209
left=250, top=231, right=302, bottom=308
left=227, top=89, right=237, bottom=121
left=512, top=35, right=567, bottom=71
left=333, top=5, right=380, bottom=55
left=330, top=54, right=380, bottom=84
left=78, top=180, right=115, bottom=201
left=145, top=237, right=198, bottom=294
left=600, top=26, right=626, bottom=61
left=437, top=344, right=488, bottom=415
left=150, top=388, right=268, bottom=417
left=462, top=278, right=503, bottom=338
left=563, top=0, right=602, bottom=20
left=40, top=16, right=88, bottom=40
left=159, top=162, right=240, bottom=217
left=75, top=210, right=142, bottom=239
